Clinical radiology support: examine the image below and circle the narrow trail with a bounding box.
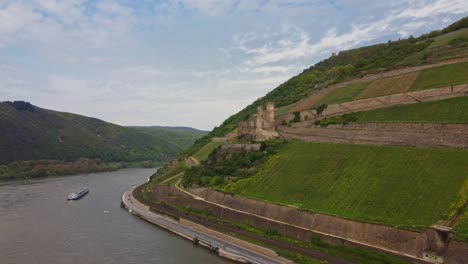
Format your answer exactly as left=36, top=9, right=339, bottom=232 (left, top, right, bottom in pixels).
left=160, top=172, right=184, bottom=184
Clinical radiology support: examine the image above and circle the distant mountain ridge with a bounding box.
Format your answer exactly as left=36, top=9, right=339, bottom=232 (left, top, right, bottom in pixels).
left=129, top=126, right=208, bottom=134
left=0, top=101, right=204, bottom=165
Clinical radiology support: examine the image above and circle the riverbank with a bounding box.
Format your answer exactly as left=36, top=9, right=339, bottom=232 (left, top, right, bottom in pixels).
left=122, top=185, right=292, bottom=264
left=0, top=159, right=159, bottom=181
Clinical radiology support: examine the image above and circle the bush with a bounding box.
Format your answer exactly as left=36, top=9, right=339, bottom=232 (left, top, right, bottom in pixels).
left=293, top=112, right=301, bottom=122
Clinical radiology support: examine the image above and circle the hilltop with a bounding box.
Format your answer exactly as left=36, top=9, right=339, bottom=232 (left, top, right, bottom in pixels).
left=0, top=101, right=205, bottom=179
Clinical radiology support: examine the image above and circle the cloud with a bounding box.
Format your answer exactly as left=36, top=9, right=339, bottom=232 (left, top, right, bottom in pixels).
left=1, top=0, right=467, bottom=130
left=235, top=0, right=468, bottom=69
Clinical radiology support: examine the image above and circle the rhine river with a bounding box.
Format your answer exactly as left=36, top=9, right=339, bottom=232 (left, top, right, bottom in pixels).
left=0, top=168, right=228, bottom=264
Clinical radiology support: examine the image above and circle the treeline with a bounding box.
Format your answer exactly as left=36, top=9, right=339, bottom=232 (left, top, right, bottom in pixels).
left=0, top=159, right=156, bottom=180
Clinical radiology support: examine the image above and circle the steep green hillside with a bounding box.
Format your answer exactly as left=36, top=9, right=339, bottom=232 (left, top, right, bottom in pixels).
left=228, top=141, right=468, bottom=231
left=0, top=101, right=204, bottom=165
left=191, top=17, right=468, bottom=146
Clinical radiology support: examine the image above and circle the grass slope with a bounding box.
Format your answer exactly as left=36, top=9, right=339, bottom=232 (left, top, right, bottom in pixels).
left=356, top=72, right=419, bottom=99
left=410, top=61, right=468, bottom=91
left=314, top=82, right=369, bottom=106
left=230, top=141, right=468, bottom=230
left=0, top=101, right=204, bottom=165
left=351, top=96, right=468, bottom=124
left=455, top=211, right=468, bottom=242
left=192, top=141, right=223, bottom=162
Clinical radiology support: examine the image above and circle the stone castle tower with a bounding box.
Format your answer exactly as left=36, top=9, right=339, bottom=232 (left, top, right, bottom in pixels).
left=238, top=102, right=278, bottom=141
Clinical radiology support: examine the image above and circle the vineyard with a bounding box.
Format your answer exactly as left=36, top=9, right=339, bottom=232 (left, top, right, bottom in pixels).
left=230, top=141, right=468, bottom=232
left=312, top=61, right=468, bottom=107
left=352, top=96, right=468, bottom=124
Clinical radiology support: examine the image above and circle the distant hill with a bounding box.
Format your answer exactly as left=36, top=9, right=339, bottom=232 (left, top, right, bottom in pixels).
left=0, top=101, right=204, bottom=165
left=128, top=126, right=208, bottom=151
left=132, top=126, right=208, bottom=134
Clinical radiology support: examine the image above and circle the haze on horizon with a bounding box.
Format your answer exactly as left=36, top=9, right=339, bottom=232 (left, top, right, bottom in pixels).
left=0, top=0, right=467, bottom=130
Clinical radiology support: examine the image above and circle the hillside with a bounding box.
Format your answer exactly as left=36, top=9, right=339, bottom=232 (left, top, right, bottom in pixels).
left=0, top=101, right=204, bottom=166
left=129, top=126, right=207, bottom=151
left=187, top=16, right=468, bottom=152
left=228, top=141, right=468, bottom=230
left=137, top=17, right=468, bottom=264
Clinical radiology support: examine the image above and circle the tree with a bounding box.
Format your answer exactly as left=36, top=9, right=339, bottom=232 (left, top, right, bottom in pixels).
left=313, top=104, right=328, bottom=116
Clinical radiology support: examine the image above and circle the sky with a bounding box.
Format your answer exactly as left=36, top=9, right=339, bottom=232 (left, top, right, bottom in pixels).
left=0, top=0, right=467, bottom=130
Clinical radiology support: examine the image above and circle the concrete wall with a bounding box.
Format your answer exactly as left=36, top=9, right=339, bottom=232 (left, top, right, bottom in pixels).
left=278, top=123, right=468, bottom=149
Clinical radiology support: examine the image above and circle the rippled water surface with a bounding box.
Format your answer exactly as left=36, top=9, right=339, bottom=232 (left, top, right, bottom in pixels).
left=0, top=169, right=228, bottom=264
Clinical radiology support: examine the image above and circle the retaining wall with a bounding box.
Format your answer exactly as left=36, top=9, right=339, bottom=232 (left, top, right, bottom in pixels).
left=188, top=188, right=468, bottom=264
left=278, top=123, right=468, bottom=149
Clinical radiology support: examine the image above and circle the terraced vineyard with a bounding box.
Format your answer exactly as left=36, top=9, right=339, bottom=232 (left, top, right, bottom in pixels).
left=356, top=72, right=418, bottom=99
left=409, top=61, right=468, bottom=91
left=310, top=61, right=468, bottom=107
left=352, top=96, right=468, bottom=124
left=230, top=141, right=468, bottom=232
left=314, top=82, right=369, bottom=106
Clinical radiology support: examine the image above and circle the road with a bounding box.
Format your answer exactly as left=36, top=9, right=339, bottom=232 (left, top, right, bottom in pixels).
left=122, top=187, right=287, bottom=264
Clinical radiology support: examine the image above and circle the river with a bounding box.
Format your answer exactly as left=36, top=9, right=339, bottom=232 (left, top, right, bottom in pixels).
left=0, top=168, right=229, bottom=264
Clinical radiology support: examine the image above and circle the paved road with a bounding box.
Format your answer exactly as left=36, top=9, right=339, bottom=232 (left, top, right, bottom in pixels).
left=122, top=188, right=285, bottom=264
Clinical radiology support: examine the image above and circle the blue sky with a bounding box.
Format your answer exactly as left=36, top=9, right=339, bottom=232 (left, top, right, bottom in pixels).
left=0, top=0, right=467, bottom=130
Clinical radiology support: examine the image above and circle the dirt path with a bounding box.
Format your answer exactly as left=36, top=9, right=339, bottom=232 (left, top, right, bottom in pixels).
left=160, top=172, right=184, bottom=184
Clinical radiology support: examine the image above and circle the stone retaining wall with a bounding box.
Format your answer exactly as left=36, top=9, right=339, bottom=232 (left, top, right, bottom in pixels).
left=188, top=187, right=468, bottom=264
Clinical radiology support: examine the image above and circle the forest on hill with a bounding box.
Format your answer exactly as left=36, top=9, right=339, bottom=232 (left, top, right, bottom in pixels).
left=0, top=101, right=206, bottom=179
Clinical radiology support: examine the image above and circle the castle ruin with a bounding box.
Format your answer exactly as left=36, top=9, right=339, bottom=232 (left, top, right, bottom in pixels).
left=238, top=102, right=279, bottom=141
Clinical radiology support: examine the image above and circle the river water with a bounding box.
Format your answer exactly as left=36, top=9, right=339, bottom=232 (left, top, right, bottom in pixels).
left=0, top=168, right=228, bottom=264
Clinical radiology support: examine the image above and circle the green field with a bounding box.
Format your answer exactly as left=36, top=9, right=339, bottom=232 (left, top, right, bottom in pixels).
left=352, top=96, right=468, bottom=124
left=192, top=141, right=223, bottom=162
left=410, top=62, right=468, bottom=91
left=229, top=141, right=468, bottom=229
left=314, top=82, right=369, bottom=106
